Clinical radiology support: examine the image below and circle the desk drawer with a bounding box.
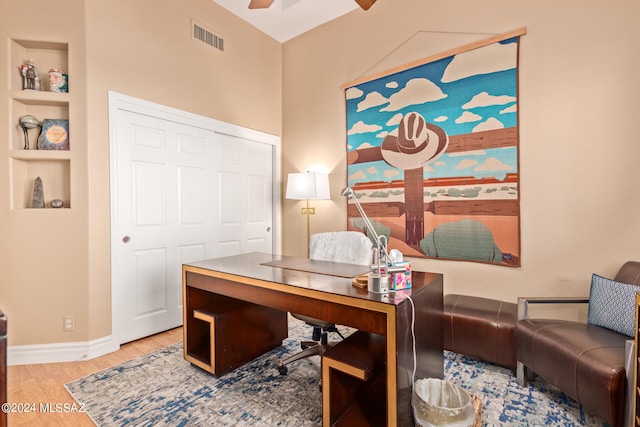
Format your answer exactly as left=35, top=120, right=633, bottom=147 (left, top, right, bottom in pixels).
left=184, top=287, right=287, bottom=376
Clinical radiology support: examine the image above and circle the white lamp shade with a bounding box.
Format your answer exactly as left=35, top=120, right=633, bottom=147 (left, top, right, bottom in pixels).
left=285, top=172, right=330, bottom=200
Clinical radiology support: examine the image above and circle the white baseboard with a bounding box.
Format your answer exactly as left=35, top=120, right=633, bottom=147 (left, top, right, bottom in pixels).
left=7, top=335, right=120, bottom=366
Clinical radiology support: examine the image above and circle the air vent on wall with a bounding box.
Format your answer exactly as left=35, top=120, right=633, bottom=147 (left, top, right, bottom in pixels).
left=192, top=20, right=224, bottom=52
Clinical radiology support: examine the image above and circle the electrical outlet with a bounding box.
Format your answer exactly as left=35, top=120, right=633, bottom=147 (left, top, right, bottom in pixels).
left=64, top=315, right=74, bottom=332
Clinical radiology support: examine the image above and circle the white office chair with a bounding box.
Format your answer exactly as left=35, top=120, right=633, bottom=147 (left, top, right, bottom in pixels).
left=276, top=231, right=373, bottom=375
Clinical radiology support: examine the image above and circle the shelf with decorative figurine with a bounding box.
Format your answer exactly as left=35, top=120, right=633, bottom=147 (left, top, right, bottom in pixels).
left=7, top=38, right=71, bottom=210
left=9, top=159, right=71, bottom=210
left=10, top=89, right=69, bottom=105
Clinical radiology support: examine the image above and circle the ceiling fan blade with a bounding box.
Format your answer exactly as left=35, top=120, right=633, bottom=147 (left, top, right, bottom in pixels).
left=354, top=0, right=376, bottom=10
left=249, top=0, right=275, bottom=9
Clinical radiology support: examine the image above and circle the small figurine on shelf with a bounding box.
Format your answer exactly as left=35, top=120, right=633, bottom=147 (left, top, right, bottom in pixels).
left=21, top=59, right=40, bottom=91
left=48, top=69, right=68, bottom=93
left=19, top=115, right=41, bottom=149
left=50, top=199, right=64, bottom=208
left=32, top=176, right=45, bottom=208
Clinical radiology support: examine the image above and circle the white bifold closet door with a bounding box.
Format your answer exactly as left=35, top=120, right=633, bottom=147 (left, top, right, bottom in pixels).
left=111, top=103, right=274, bottom=345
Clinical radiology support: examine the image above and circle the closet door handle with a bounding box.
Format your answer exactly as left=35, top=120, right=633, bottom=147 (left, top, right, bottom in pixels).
left=122, top=235, right=131, bottom=243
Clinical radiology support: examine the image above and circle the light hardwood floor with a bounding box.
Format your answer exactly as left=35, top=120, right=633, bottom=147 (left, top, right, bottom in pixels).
left=6, top=327, right=183, bottom=426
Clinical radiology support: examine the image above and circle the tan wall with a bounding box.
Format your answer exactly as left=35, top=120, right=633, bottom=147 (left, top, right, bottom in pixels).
left=83, top=0, right=281, bottom=343
left=0, top=0, right=90, bottom=345
left=281, top=0, right=640, bottom=307
left=0, top=0, right=282, bottom=345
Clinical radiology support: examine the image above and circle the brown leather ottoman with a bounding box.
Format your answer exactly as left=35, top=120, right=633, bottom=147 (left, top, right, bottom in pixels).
left=443, top=294, right=517, bottom=369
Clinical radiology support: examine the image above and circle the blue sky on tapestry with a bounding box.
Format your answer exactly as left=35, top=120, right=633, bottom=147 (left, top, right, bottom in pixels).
left=346, top=37, right=518, bottom=183
left=345, top=36, right=520, bottom=265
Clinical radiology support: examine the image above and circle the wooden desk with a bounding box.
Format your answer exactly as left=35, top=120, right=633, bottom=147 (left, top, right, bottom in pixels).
left=182, top=252, right=443, bottom=427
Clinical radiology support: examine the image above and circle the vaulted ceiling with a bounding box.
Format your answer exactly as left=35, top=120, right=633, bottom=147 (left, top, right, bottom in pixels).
left=211, top=0, right=360, bottom=42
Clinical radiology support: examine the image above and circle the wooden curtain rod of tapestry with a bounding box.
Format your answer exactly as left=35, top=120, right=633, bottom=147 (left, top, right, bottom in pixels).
left=342, top=27, right=527, bottom=89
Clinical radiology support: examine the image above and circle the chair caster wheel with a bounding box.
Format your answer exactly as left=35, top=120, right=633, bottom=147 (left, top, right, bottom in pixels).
left=277, top=365, right=288, bottom=375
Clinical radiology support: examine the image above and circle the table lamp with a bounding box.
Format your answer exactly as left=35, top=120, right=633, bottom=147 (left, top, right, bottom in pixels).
left=341, top=187, right=404, bottom=293
left=286, top=172, right=330, bottom=257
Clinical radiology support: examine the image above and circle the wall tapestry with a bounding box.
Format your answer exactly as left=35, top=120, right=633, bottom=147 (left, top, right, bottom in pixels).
left=344, top=29, right=524, bottom=266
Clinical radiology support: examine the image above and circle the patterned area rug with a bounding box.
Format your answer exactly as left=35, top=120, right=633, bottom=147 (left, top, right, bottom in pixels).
left=65, top=317, right=607, bottom=426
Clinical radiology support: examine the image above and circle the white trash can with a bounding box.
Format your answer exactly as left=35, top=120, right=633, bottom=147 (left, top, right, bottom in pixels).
left=412, top=378, right=475, bottom=427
